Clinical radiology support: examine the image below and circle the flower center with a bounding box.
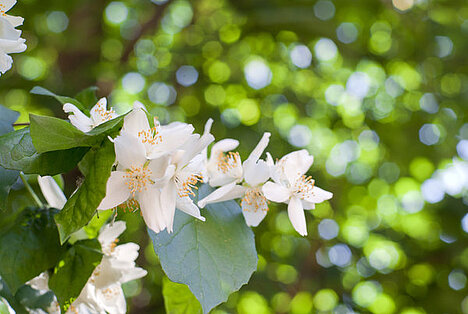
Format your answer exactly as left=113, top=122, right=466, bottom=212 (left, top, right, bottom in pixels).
left=117, top=198, right=140, bottom=212
left=124, top=165, right=154, bottom=196
left=95, top=106, right=116, bottom=123
left=241, top=187, right=269, bottom=212
left=0, top=4, right=6, bottom=16
left=175, top=173, right=203, bottom=198
left=217, top=151, right=241, bottom=174
left=292, top=175, right=315, bottom=198
left=138, top=119, right=162, bottom=146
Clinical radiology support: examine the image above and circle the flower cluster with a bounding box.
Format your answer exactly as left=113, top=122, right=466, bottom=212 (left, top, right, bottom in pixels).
left=64, top=99, right=333, bottom=236
left=0, top=0, right=26, bottom=76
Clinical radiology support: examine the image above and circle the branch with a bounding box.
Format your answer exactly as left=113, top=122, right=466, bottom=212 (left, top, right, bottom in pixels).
left=121, top=2, right=171, bottom=63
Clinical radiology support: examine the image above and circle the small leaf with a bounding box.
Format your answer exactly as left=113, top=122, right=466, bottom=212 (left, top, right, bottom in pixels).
left=149, top=184, right=258, bottom=314
left=0, top=105, right=19, bottom=136
left=49, top=238, right=102, bottom=310
left=74, top=87, right=98, bottom=109
left=30, top=87, right=85, bottom=111
left=0, top=208, right=63, bottom=294
left=0, top=128, right=89, bottom=175
left=0, top=167, right=19, bottom=210
left=55, top=140, right=115, bottom=243
left=30, top=114, right=126, bottom=153
left=163, top=277, right=202, bottom=314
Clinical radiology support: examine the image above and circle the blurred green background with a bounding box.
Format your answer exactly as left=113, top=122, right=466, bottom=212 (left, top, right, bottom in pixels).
left=2, top=0, right=468, bottom=313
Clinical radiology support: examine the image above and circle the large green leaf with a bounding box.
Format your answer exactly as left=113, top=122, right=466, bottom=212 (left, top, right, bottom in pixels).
left=149, top=184, right=258, bottom=314
left=0, top=105, right=19, bottom=136
left=49, top=239, right=102, bottom=311
left=0, top=167, right=19, bottom=210
left=55, top=140, right=115, bottom=243
left=30, top=87, right=85, bottom=111
left=30, top=114, right=125, bottom=153
left=0, top=208, right=62, bottom=294
left=163, top=277, right=202, bottom=314
left=0, top=128, right=89, bottom=175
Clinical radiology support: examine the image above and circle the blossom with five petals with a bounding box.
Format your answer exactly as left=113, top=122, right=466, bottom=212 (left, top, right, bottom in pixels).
left=262, top=150, right=333, bottom=236
left=198, top=132, right=271, bottom=227
left=63, top=98, right=117, bottom=133
left=0, top=0, right=26, bottom=75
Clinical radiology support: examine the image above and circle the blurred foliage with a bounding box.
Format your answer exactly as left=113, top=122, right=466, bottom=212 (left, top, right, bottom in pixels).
left=2, top=0, right=468, bottom=312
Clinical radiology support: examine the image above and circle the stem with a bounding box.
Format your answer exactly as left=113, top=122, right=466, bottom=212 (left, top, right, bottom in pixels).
left=19, top=172, right=44, bottom=208
left=13, top=123, right=30, bottom=127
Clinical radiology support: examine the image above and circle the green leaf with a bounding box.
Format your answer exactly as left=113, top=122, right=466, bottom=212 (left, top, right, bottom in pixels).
left=0, top=277, right=28, bottom=314
left=74, top=87, right=98, bottom=109
left=49, top=238, right=102, bottom=310
left=149, top=184, right=258, bottom=314
left=29, top=114, right=126, bottom=154
left=0, top=208, right=62, bottom=294
left=55, top=140, right=115, bottom=243
left=0, top=105, right=19, bottom=136
left=0, top=167, right=19, bottom=210
left=30, top=87, right=85, bottom=111
left=0, top=128, right=89, bottom=175
left=15, top=285, right=55, bottom=312
left=163, top=277, right=202, bottom=314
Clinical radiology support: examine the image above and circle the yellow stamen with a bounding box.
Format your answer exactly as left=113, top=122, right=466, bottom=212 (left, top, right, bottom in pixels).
left=217, top=151, right=241, bottom=174
left=94, top=106, right=115, bottom=122
left=123, top=165, right=154, bottom=196
left=241, top=187, right=269, bottom=212
left=138, top=119, right=162, bottom=145
left=175, top=173, right=203, bottom=197
left=293, top=175, right=315, bottom=198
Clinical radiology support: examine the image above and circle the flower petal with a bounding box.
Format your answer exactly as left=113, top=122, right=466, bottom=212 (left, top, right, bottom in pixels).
left=137, top=189, right=166, bottom=233
left=288, top=196, right=307, bottom=236
left=246, top=132, right=271, bottom=163
left=198, top=181, right=247, bottom=208
left=122, top=107, right=150, bottom=138
left=63, top=103, right=93, bottom=133
left=241, top=195, right=268, bottom=227
left=89, top=97, right=107, bottom=124
left=301, top=200, right=316, bottom=210
left=37, top=175, right=67, bottom=209
left=302, top=186, right=333, bottom=203
left=282, top=150, right=314, bottom=184
left=155, top=122, right=195, bottom=156
left=97, top=172, right=130, bottom=210
left=114, top=134, right=147, bottom=169
left=262, top=182, right=290, bottom=203
left=177, top=196, right=205, bottom=221
left=244, top=159, right=270, bottom=187
left=161, top=180, right=177, bottom=233
left=98, top=221, right=126, bottom=254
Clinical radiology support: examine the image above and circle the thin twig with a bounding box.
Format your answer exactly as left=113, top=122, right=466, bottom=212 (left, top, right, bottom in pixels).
left=19, top=172, right=44, bottom=208
left=120, top=1, right=171, bottom=62
left=13, top=123, right=30, bottom=127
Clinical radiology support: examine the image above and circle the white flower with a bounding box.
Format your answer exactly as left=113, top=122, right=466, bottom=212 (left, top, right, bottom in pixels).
left=262, top=150, right=333, bottom=236
left=37, top=176, right=67, bottom=209
left=203, top=138, right=240, bottom=186
left=0, top=0, right=26, bottom=76
left=121, top=102, right=195, bottom=159
left=158, top=119, right=215, bottom=233
left=63, top=98, right=118, bottom=133
left=198, top=133, right=271, bottom=227
left=97, top=133, right=170, bottom=233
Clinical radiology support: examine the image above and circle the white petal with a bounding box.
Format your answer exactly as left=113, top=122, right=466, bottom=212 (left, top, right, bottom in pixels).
left=209, top=139, right=239, bottom=160
left=1, top=0, right=17, bottom=12
left=98, top=221, right=126, bottom=250
left=96, top=283, right=126, bottom=314
left=198, top=182, right=247, bottom=208
left=0, top=51, right=13, bottom=74
left=176, top=196, right=205, bottom=221
left=282, top=150, right=314, bottom=184
left=244, top=159, right=270, bottom=187
left=302, top=186, right=333, bottom=203
left=114, top=134, right=147, bottom=169
left=137, top=188, right=166, bottom=233
left=302, top=200, right=316, bottom=210
left=288, top=196, right=307, bottom=236
left=97, top=172, right=130, bottom=210
left=241, top=194, right=268, bottom=227
left=89, top=97, right=107, bottom=124
left=122, top=107, right=150, bottom=137
left=178, top=120, right=215, bottom=166
left=262, top=182, right=290, bottom=203
left=160, top=181, right=177, bottom=233
left=246, top=132, right=271, bottom=162
left=4, top=15, right=24, bottom=27
left=63, top=103, right=93, bottom=133
left=155, top=122, right=195, bottom=155
left=147, top=155, right=171, bottom=181
left=208, top=172, right=238, bottom=187
left=37, top=175, right=67, bottom=209
left=133, top=100, right=147, bottom=111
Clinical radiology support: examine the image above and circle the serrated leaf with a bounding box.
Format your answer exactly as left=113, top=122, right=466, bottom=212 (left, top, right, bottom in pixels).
left=0, top=208, right=63, bottom=294
left=0, top=167, right=19, bottom=210
left=0, top=105, right=19, bottom=136
left=74, top=87, right=98, bottom=109
left=55, top=140, right=115, bottom=243
left=163, top=277, right=202, bottom=314
left=30, top=87, right=85, bottom=111
left=49, top=238, right=102, bottom=310
left=30, top=113, right=126, bottom=153
left=149, top=184, right=258, bottom=314
left=0, top=128, right=89, bottom=175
